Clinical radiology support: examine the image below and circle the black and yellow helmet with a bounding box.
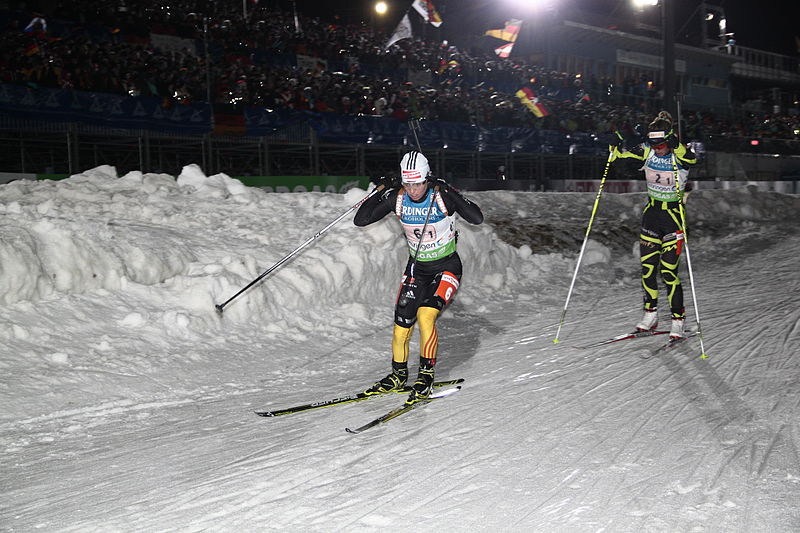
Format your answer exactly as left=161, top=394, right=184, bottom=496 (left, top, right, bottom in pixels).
left=647, top=110, right=674, bottom=147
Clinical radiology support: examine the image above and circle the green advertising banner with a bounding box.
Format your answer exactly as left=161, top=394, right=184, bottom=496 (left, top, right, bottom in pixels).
left=30, top=173, right=370, bottom=193
left=235, top=176, right=370, bottom=193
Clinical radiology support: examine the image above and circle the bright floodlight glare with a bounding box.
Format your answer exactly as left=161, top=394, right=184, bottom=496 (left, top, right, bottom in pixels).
left=632, top=0, right=659, bottom=8
left=374, top=1, right=387, bottom=15
left=501, top=0, right=555, bottom=13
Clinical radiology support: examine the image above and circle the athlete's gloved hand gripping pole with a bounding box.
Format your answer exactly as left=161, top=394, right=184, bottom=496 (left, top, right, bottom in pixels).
left=553, top=147, right=616, bottom=343
left=214, top=183, right=386, bottom=315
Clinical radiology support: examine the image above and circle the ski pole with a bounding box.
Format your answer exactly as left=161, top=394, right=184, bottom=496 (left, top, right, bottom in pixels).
left=673, top=156, right=708, bottom=358
left=409, top=118, right=423, bottom=151
left=215, top=186, right=383, bottom=315
left=553, top=150, right=614, bottom=343
left=398, top=120, right=438, bottom=306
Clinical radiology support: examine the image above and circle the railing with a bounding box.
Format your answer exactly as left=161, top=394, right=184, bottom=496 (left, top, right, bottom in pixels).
left=0, top=121, right=597, bottom=187
left=2, top=118, right=799, bottom=189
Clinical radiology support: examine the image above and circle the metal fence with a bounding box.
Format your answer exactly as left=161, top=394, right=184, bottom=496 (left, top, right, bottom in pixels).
left=1, top=119, right=798, bottom=189
left=0, top=119, right=605, bottom=184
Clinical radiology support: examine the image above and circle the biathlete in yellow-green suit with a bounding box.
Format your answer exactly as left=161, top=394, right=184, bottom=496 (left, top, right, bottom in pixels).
left=607, top=111, right=697, bottom=339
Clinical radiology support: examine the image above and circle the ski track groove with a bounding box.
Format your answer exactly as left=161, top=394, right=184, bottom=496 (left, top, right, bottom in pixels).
left=498, top=341, right=693, bottom=527
left=756, top=423, right=784, bottom=477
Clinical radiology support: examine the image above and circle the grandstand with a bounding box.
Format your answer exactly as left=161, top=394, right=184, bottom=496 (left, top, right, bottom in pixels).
left=0, top=1, right=798, bottom=189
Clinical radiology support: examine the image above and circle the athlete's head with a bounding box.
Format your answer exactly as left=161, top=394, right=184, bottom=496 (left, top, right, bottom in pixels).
left=400, top=150, right=429, bottom=183
left=647, top=110, right=674, bottom=155
left=400, top=150, right=430, bottom=201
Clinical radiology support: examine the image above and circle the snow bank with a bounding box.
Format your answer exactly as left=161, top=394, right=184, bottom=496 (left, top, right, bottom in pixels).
left=1, top=168, right=796, bottom=334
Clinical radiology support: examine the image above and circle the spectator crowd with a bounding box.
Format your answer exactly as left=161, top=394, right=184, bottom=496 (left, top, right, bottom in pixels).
left=1, top=0, right=798, bottom=147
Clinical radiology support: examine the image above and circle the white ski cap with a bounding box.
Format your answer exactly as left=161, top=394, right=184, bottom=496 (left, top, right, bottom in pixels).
left=400, top=151, right=430, bottom=184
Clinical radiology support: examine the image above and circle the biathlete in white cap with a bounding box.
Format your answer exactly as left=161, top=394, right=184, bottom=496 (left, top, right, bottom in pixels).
left=354, top=150, right=483, bottom=405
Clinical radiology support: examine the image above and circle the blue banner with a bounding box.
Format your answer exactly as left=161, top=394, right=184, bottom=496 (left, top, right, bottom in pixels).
left=1, top=84, right=606, bottom=154
left=0, top=84, right=211, bottom=134
left=309, top=113, right=407, bottom=145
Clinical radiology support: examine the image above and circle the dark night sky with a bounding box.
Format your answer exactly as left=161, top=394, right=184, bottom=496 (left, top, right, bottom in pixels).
left=290, top=0, right=798, bottom=56
left=719, top=1, right=797, bottom=56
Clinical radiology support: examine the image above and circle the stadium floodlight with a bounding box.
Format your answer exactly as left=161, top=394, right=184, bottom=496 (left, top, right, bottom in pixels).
left=374, top=1, right=387, bottom=15
left=632, top=0, right=659, bottom=8
left=501, top=0, right=557, bottom=13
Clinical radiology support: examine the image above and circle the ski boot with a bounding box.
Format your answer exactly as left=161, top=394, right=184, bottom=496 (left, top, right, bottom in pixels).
left=364, top=365, right=408, bottom=395
left=635, top=309, right=658, bottom=332
left=405, top=360, right=435, bottom=406
left=669, top=315, right=685, bottom=339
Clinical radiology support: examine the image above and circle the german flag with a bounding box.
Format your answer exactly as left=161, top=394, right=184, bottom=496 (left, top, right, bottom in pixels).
left=515, top=86, right=550, bottom=118
left=485, top=19, right=522, bottom=43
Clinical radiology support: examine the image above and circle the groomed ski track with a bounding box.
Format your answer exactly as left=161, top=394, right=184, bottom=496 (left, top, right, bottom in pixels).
left=2, top=226, right=798, bottom=532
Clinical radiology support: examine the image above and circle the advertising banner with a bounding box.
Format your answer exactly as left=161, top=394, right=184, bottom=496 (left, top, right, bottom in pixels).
left=235, top=175, right=369, bottom=193
left=0, top=84, right=211, bottom=134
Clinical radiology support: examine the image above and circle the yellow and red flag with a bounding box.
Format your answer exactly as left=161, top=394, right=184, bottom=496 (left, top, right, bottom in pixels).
left=485, top=19, right=522, bottom=43
left=515, top=86, right=550, bottom=118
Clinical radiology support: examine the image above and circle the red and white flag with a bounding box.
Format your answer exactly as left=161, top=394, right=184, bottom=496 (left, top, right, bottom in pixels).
left=412, top=0, right=443, bottom=27
left=494, top=42, right=514, bottom=58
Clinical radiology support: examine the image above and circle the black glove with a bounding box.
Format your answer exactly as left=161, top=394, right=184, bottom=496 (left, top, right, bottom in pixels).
left=667, top=134, right=679, bottom=149
left=597, top=131, right=624, bottom=147
left=373, top=176, right=399, bottom=190
left=426, top=177, right=450, bottom=193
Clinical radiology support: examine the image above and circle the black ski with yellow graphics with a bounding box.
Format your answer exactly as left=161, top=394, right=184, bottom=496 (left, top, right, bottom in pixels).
left=345, top=386, right=462, bottom=434
left=255, top=379, right=464, bottom=417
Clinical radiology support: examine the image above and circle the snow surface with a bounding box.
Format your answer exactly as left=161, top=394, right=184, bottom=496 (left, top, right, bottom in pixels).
left=1, top=164, right=799, bottom=532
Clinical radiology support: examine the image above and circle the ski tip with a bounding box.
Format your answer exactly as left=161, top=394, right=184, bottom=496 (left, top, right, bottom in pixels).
left=429, top=385, right=461, bottom=400
left=254, top=411, right=275, bottom=417
left=345, top=427, right=360, bottom=434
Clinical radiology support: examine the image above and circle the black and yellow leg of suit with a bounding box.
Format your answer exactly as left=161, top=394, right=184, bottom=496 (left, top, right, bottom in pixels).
left=391, top=306, right=439, bottom=365
left=639, top=200, right=685, bottom=319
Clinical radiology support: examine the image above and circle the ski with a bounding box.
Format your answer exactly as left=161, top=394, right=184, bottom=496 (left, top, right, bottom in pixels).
left=640, top=331, right=699, bottom=360
left=345, top=386, right=461, bottom=434
left=255, top=378, right=464, bottom=417
left=575, top=329, right=669, bottom=349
